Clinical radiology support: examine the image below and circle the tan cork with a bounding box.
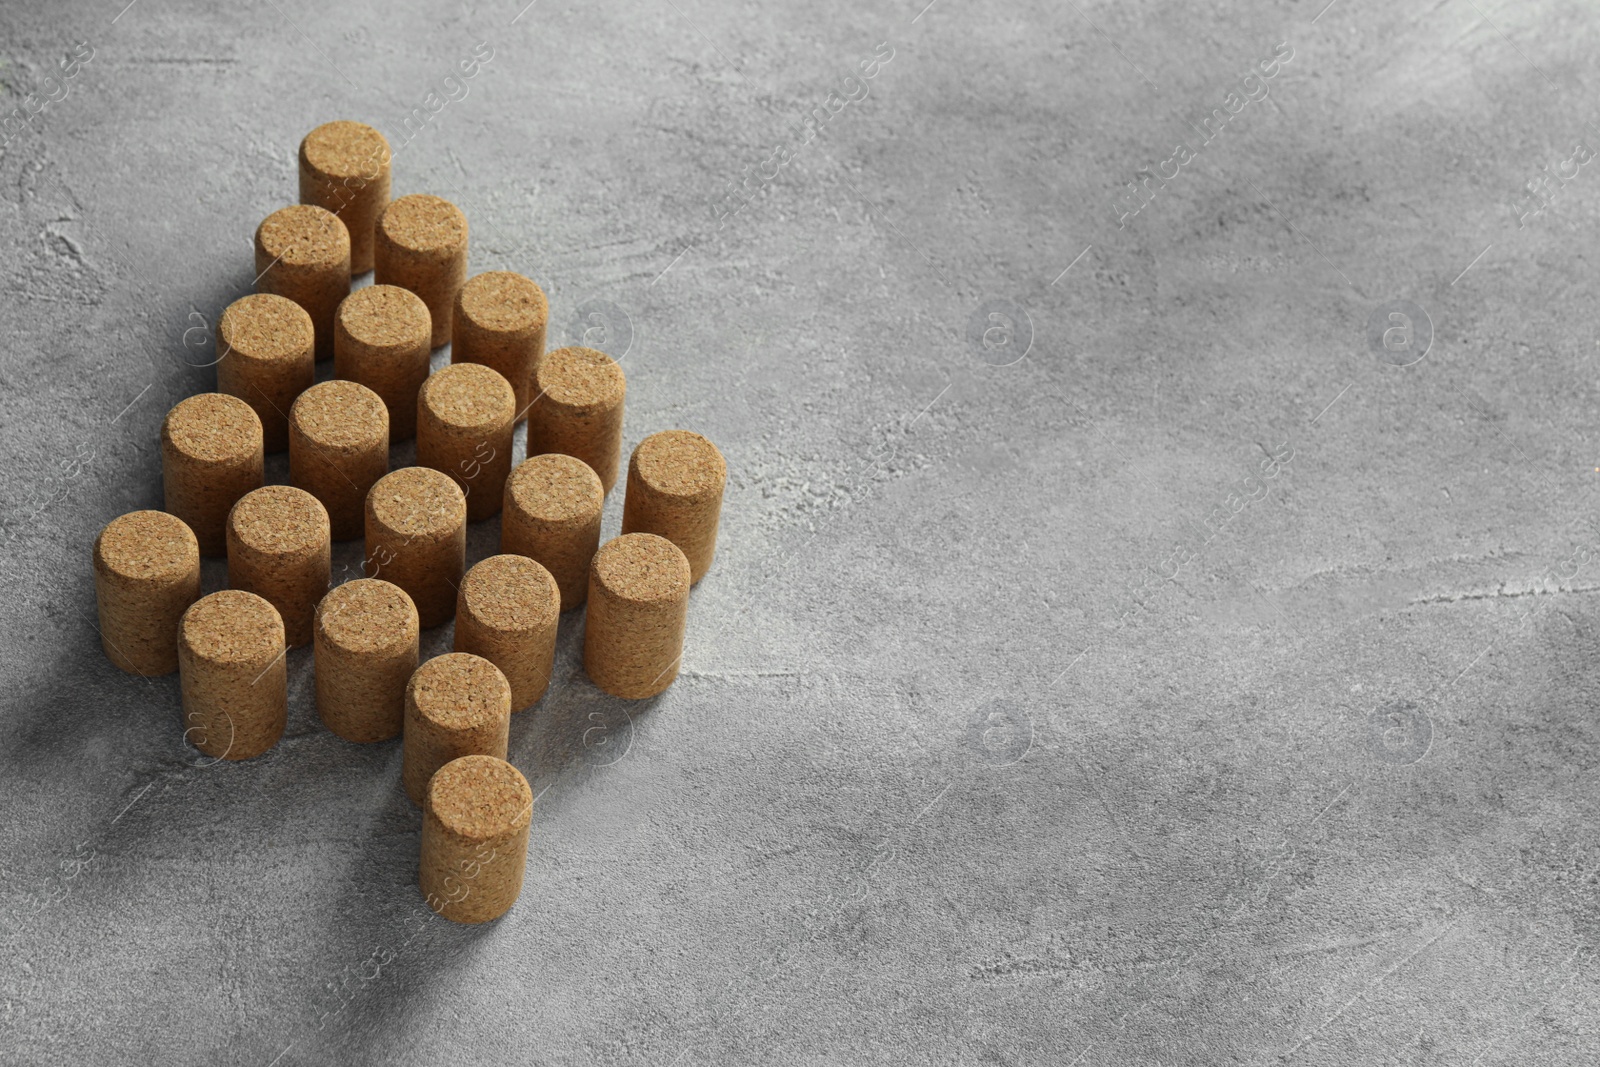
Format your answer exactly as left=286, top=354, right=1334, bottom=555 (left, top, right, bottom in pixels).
left=417, top=362, right=515, bottom=523
left=583, top=533, right=690, bottom=699
left=501, top=454, right=603, bottom=611
left=314, top=578, right=419, bottom=743
left=298, top=121, right=391, bottom=275
left=215, top=293, right=314, bottom=453
left=288, top=379, right=389, bottom=542
left=365, top=467, right=466, bottom=629
left=419, top=754, right=531, bottom=923
left=161, top=393, right=264, bottom=558
left=178, top=589, right=287, bottom=761
left=528, top=346, right=626, bottom=494
left=374, top=194, right=467, bottom=348
left=255, top=204, right=351, bottom=361
left=621, top=430, right=727, bottom=584
left=402, top=653, right=511, bottom=807
left=93, top=511, right=201, bottom=676
left=454, top=554, right=559, bottom=712
left=226, top=485, right=330, bottom=648
left=452, top=271, right=548, bottom=422
left=333, top=284, right=432, bottom=441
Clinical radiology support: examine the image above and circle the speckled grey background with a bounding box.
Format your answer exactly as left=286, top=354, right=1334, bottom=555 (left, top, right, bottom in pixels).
left=2, top=0, right=1599, bottom=1063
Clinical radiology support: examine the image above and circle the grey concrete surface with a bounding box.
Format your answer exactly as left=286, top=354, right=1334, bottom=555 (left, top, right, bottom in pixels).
left=2, top=0, right=1599, bottom=1063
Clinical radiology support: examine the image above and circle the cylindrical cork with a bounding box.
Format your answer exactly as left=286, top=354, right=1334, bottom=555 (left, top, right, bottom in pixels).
left=178, top=590, right=286, bottom=761
left=365, top=467, right=466, bottom=629
left=501, top=454, right=603, bottom=611
left=288, top=380, right=389, bottom=542
left=216, top=293, right=315, bottom=453
left=314, top=578, right=419, bottom=743
left=419, top=754, right=531, bottom=923
left=583, top=533, right=691, bottom=699
left=452, top=271, right=548, bottom=421
left=374, top=194, right=468, bottom=348
left=527, top=346, right=626, bottom=494
left=226, top=485, right=330, bottom=648
left=161, top=393, right=264, bottom=558
left=417, top=362, right=515, bottom=523
left=92, top=511, right=201, bottom=676
left=402, top=653, right=511, bottom=807
left=299, top=121, right=391, bottom=275
left=255, top=204, right=351, bottom=361
left=333, top=284, right=432, bottom=441
left=454, top=555, right=559, bottom=712
left=621, top=430, right=728, bottom=584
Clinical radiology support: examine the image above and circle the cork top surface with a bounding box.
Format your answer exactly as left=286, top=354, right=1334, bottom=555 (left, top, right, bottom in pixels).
left=462, top=555, right=559, bottom=632
left=368, top=466, right=466, bottom=536
left=409, top=653, right=510, bottom=730
left=300, top=120, right=390, bottom=181
left=379, top=194, right=467, bottom=253
left=420, top=363, right=515, bottom=430
left=535, top=347, right=625, bottom=410
left=458, top=271, right=548, bottom=332
left=229, top=485, right=330, bottom=554
left=317, top=578, right=417, bottom=652
left=291, top=380, right=388, bottom=450
left=219, top=294, right=314, bottom=364
left=507, top=454, right=603, bottom=522
left=633, top=430, right=727, bottom=498
left=257, top=204, right=350, bottom=267
left=592, top=533, right=690, bottom=604
left=337, top=284, right=430, bottom=349
left=95, top=510, right=198, bottom=581
left=180, top=589, right=284, bottom=663
left=163, top=393, right=262, bottom=463
left=427, top=755, right=532, bottom=839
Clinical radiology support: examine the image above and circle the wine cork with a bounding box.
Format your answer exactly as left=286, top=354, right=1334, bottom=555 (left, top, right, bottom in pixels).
left=454, top=555, right=560, bottom=712
left=374, top=194, right=467, bottom=348
left=401, top=653, right=511, bottom=806
left=621, top=430, right=727, bottom=584
left=419, top=755, right=532, bottom=923
left=528, top=346, right=626, bottom=494
left=288, top=380, right=389, bottom=541
left=215, top=294, right=314, bottom=453
left=501, top=454, right=603, bottom=611
left=161, top=393, right=264, bottom=558
left=583, top=533, right=690, bottom=699
left=417, top=363, right=516, bottom=523
left=333, top=284, right=432, bottom=441
left=178, top=590, right=287, bottom=761
left=452, top=271, right=548, bottom=420
left=365, top=467, right=466, bottom=629
left=92, top=511, right=201, bottom=676
left=226, top=485, right=330, bottom=648
left=255, top=204, right=351, bottom=361
left=314, top=578, right=419, bottom=743
left=298, top=120, right=391, bottom=275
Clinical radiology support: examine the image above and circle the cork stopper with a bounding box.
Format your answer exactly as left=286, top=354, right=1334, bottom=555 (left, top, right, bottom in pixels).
left=318, top=578, right=419, bottom=655
left=365, top=467, right=467, bottom=629
left=418, top=363, right=516, bottom=522
left=255, top=204, right=351, bottom=361
left=216, top=294, right=315, bottom=453
left=226, top=485, right=331, bottom=647
left=299, top=121, right=391, bottom=274
left=314, top=578, right=419, bottom=743
left=288, top=379, right=389, bottom=541
left=428, top=754, right=533, bottom=840
left=621, top=430, right=727, bottom=584
left=161, top=393, right=264, bottom=557
left=592, top=532, right=691, bottom=605
left=501, top=453, right=604, bottom=610
left=529, top=346, right=627, bottom=494
left=419, top=754, right=532, bottom=923
left=95, top=511, right=198, bottom=584
left=93, top=510, right=201, bottom=676
left=454, top=554, right=560, bottom=711
left=583, top=533, right=691, bottom=699
left=333, top=284, right=432, bottom=440
left=453, top=271, right=548, bottom=420
left=374, top=194, right=468, bottom=348
left=402, top=652, right=511, bottom=805
left=178, top=589, right=287, bottom=760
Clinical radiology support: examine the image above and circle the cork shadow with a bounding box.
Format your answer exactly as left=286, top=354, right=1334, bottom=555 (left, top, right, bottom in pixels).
left=509, top=635, right=661, bottom=789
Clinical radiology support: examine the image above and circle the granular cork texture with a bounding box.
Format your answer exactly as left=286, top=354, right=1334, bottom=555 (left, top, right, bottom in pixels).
left=216, top=293, right=315, bottom=453
left=454, top=554, right=559, bottom=712
left=501, top=453, right=604, bottom=611
left=528, top=346, right=627, bottom=493
left=452, top=271, right=548, bottom=421
left=226, top=485, right=331, bottom=648
left=314, top=578, right=419, bottom=743
left=92, top=510, right=201, bottom=676
left=333, top=285, right=432, bottom=441
left=365, top=467, right=466, bottom=629
left=373, top=194, right=468, bottom=348
left=419, top=755, right=531, bottom=924
left=161, top=393, right=264, bottom=558
left=288, top=380, right=389, bottom=541
left=298, top=121, right=391, bottom=274
left=417, top=362, right=515, bottom=522
left=583, top=533, right=690, bottom=699
left=621, top=430, right=727, bottom=584
left=254, top=204, right=351, bottom=361
left=177, top=589, right=287, bottom=761
left=401, top=653, right=511, bottom=806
